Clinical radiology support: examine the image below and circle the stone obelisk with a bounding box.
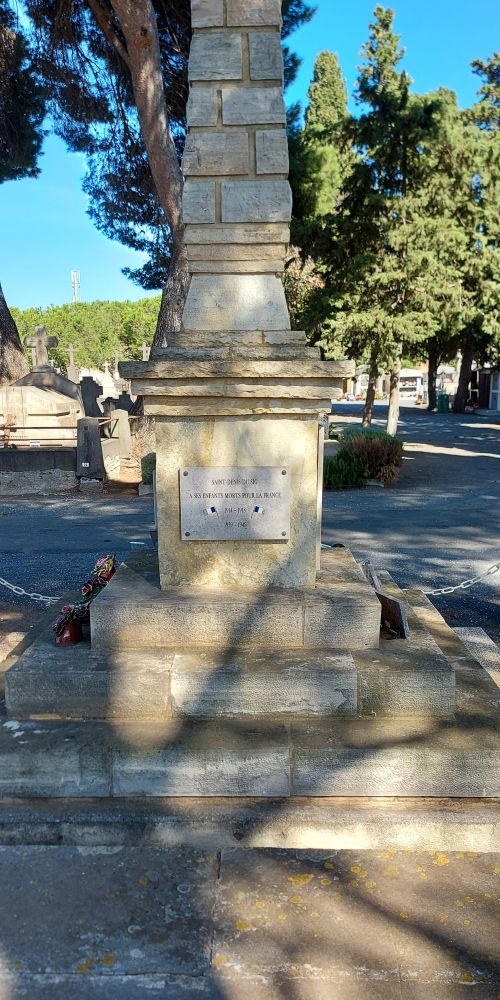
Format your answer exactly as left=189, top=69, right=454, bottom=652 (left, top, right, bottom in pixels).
left=121, top=0, right=354, bottom=599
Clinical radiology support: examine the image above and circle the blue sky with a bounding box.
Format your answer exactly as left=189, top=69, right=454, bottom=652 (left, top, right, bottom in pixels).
left=1, top=0, right=497, bottom=310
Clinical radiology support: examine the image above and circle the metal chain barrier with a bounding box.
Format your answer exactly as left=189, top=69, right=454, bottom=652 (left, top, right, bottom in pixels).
left=0, top=576, right=60, bottom=605
left=424, top=561, right=500, bottom=597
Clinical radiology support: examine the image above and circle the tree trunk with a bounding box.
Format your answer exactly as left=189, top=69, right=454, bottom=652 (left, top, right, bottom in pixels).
left=453, top=342, right=474, bottom=413
left=427, top=341, right=438, bottom=411
left=108, top=0, right=187, bottom=341
left=0, top=281, right=29, bottom=386
left=153, top=239, right=190, bottom=347
left=362, top=351, right=378, bottom=427
left=386, top=356, right=401, bottom=436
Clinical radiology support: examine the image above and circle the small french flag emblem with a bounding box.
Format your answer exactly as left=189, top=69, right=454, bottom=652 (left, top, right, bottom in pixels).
left=204, top=505, right=218, bottom=516
left=252, top=505, right=265, bottom=516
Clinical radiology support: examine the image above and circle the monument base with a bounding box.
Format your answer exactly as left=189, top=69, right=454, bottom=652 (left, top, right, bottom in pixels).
left=89, top=547, right=382, bottom=653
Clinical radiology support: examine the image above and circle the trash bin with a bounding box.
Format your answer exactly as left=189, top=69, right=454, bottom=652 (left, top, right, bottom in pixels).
left=437, top=393, right=449, bottom=413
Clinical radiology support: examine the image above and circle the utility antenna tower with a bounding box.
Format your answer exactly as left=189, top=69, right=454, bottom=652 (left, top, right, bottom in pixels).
left=71, top=270, right=81, bottom=303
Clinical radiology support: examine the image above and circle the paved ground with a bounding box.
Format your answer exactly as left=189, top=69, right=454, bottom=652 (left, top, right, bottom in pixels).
left=0, top=846, right=498, bottom=998
left=0, top=404, right=499, bottom=998
left=324, top=404, right=500, bottom=644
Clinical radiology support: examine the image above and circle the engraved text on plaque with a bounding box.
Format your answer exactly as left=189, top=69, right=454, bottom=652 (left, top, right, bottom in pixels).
left=180, top=467, right=290, bottom=541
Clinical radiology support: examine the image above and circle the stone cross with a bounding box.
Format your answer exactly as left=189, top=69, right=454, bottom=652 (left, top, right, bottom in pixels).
left=142, top=342, right=150, bottom=361
left=25, top=325, right=58, bottom=368
left=66, top=343, right=80, bottom=383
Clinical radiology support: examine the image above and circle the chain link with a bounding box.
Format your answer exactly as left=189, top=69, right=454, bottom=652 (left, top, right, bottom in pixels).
left=0, top=577, right=60, bottom=605
left=424, top=561, right=500, bottom=597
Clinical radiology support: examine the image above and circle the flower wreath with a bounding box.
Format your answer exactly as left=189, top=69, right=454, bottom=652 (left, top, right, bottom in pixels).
left=52, top=555, right=116, bottom=644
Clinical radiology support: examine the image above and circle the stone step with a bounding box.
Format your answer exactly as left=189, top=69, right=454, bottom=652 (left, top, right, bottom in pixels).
left=90, top=548, right=382, bottom=653
left=6, top=621, right=456, bottom=722
left=5, top=639, right=358, bottom=721
left=0, top=713, right=498, bottom=799
left=0, top=796, right=498, bottom=851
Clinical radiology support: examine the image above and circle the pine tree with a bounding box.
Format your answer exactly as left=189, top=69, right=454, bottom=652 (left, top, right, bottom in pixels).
left=317, top=7, right=443, bottom=430
left=287, top=51, right=349, bottom=345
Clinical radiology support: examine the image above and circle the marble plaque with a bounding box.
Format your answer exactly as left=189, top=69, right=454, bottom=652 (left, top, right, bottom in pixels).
left=179, top=466, right=290, bottom=541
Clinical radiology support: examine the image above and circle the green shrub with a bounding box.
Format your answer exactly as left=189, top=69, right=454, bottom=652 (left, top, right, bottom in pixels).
left=323, top=450, right=366, bottom=488
left=141, top=452, right=156, bottom=485
left=328, top=423, right=340, bottom=440
left=339, top=427, right=403, bottom=485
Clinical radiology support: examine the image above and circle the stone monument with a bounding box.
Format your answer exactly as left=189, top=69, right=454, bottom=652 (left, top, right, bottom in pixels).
left=97, top=0, right=380, bottom=654
left=0, top=326, right=84, bottom=448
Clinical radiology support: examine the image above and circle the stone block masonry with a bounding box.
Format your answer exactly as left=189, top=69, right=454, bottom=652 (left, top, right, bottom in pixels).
left=180, top=0, right=293, bottom=330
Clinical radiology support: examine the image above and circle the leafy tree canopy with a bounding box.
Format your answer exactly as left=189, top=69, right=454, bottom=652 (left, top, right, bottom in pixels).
left=12, top=296, right=161, bottom=372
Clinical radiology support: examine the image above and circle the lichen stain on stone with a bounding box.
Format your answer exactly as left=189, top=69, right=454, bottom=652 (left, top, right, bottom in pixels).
left=433, top=853, right=450, bottom=866
left=213, top=953, right=229, bottom=967
left=323, top=861, right=334, bottom=870
left=438, top=913, right=448, bottom=924
left=399, top=912, right=409, bottom=920
left=288, top=895, right=303, bottom=905
left=137, top=876, right=149, bottom=885
left=100, top=953, right=116, bottom=967
left=350, top=865, right=367, bottom=879
left=277, top=913, right=287, bottom=921
left=74, top=957, right=96, bottom=974
left=287, top=873, right=314, bottom=888
left=254, top=900, right=267, bottom=909
left=320, top=877, right=331, bottom=886
left=460, top=972, right=474, bottom=983
left=235, top=919, right=253, bottom=931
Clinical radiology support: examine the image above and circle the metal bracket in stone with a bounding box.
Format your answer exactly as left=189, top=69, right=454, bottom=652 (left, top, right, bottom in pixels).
left=361, top=561, right=410, bottom=639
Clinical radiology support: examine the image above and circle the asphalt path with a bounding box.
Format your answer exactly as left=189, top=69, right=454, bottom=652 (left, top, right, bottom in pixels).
left=0, top=403, right=499, bottom=643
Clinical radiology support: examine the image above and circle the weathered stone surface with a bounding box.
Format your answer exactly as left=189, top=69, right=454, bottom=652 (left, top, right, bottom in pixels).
left=188, top=242, right=287, bottom=260
left=191, top=0, right=223, bottom=26
left=256, top=129, right=289, bottom=174
left=2, top=797, right=498, bottom=850
left=292, top=745, right=500, bottom=796
left=186, top=87, right=218, bottom=126
left=91, top=566, right=307, bottom=643
left=221, top=179, right=292, bottom=223
left=456, top=627, right=500, bottom=689
left=264, top=329, right=306, bottom=344
left=124, top=358, right=351, bottom=379
left=0, top=845, right=218, bottom=980
left=222, top=86, right=286, bottom=125
left=182, top=181, right=216, bottom=224
left=181, top=273, right=291, bottom=330
left=0, top=719, right=110, bottom=796
left=189, top=32, right=242, bottom=80
left=249, top=31, right=283, bottom=80
left=304, top=586, right=381, bottom=650
left=171, top=650, right=357, bottom=717
left=5, top=633, right=172, bottom=721
left=355, top=641, right=455, bottom=717
left=183, top=132, right=248, bottom=176
left=184, top=222, right=290, bottom=244
left=227, top=0, right=281, bottom=26
left=188, top=259, right=284, bottom=272
left=113, top=721, right=290, bottom=796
